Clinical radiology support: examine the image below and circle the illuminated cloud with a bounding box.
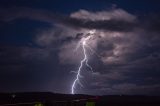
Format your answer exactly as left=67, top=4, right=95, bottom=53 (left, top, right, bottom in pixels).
left=0, top=6, right=160, bottom=94
left=70, top=9, right=136, bottom=22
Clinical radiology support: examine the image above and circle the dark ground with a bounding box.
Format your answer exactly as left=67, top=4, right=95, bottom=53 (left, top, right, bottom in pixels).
left=0, top=92, right=160, bottom=106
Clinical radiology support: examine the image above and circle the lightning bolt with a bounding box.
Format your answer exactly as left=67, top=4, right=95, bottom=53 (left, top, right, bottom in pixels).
left=71, top=30, right=95, bottom=94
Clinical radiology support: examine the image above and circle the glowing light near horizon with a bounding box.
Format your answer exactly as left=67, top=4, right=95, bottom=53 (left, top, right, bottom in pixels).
left=71, top=30, right=95, bottom=94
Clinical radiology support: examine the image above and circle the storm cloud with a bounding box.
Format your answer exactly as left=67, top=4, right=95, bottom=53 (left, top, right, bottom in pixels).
left=0, top=7, right=137, bottom=32
left=0, top=5, right=160, bottom=95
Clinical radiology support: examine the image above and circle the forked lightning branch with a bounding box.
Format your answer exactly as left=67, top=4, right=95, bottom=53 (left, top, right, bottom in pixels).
left=71, top=30, right=96, bottom=94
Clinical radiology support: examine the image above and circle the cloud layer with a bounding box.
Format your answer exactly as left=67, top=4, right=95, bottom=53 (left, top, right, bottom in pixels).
left=0, top=7, right=137, bottom=32
left=0, top=7, right=160, bottom=95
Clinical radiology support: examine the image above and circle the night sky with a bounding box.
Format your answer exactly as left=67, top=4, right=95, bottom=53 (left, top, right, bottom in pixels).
left=0, top=0, right=160, bottom=95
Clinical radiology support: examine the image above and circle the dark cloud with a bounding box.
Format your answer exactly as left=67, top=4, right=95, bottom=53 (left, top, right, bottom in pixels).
left=0, top=6, right=160, bottom=95
left=0, top=7, right=137, bottom=32
left=0, top=45, right=63, bottom=92
left=142, top=14, right=160, bottom=33
left=1, top=7, right=159, bottom=33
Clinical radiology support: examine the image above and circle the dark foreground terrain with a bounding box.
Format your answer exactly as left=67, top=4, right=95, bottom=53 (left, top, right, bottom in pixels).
left=0, top=92, right=160, bottom=106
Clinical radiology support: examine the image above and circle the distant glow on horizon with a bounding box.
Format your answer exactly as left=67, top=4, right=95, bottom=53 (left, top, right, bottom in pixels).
left=71, top=30, right=95, bottom=94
